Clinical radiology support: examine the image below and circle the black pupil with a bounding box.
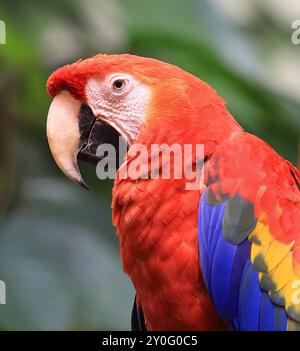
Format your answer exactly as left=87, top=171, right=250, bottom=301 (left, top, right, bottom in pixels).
left=114, top=80, right=123, bottom=89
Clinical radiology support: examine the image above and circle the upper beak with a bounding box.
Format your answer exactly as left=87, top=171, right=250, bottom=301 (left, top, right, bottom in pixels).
left=46, top=90, right=121, bottom=189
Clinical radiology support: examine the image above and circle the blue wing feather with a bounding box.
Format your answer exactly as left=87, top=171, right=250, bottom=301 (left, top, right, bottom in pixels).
left=274, top=305, right=288, bottom=331
left=259, top=292, right=275, bottom=331
left=198, top=189, right=289, bottom=331
left=210, top=233, right=237, bottom=319
left=238, top=261, right=262, bottom=331
left=228, top=239, right=251, bottom=318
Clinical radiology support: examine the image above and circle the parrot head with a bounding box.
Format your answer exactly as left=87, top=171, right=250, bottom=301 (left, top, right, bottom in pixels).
left=46, top=54, right=241, bottom=188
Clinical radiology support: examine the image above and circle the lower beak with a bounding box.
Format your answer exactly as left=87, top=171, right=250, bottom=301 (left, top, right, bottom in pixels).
left=46, top=90, right=121, bottom=189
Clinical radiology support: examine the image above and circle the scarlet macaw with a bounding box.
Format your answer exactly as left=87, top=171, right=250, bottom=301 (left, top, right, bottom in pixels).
left=46, top=54, right=300, bottom=331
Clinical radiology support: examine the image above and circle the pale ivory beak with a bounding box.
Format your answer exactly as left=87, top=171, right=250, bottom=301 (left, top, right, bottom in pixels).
left=46, top=90, right=88, bottom=189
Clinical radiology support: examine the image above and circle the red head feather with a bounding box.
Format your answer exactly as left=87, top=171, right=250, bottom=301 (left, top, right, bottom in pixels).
left=47, top=53, right=242, bottom=157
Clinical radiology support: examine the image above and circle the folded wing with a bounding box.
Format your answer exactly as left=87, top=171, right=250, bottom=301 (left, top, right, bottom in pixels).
left=199, top=132, right=300, bottom=331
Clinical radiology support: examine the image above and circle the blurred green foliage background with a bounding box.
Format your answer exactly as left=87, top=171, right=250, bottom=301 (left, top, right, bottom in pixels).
left=0, top=0, right=299, bottom=330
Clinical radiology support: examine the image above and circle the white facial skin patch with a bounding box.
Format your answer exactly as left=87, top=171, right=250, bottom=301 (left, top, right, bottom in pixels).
left=86, top=74, right=151, bottom=145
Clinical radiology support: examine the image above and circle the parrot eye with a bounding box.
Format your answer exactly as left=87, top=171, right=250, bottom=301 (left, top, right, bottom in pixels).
left=112, top=78, right=128, bottom=93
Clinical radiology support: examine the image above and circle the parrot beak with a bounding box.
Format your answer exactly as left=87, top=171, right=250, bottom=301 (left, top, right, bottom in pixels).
left=46, top=90, right=121, bottom=190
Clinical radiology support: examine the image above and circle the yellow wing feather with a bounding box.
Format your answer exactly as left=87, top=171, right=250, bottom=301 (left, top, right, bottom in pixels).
left=250, top=217, right=300, bottom=328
